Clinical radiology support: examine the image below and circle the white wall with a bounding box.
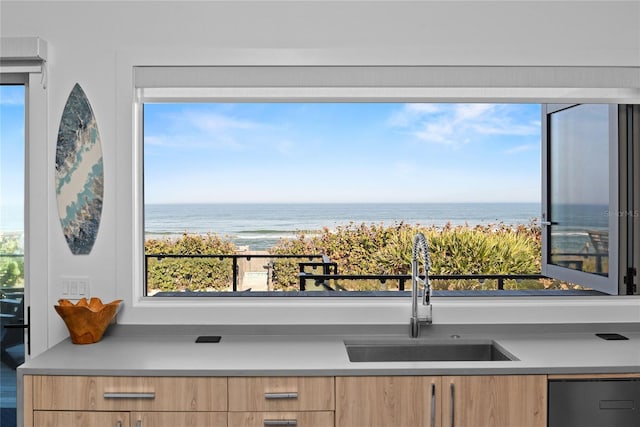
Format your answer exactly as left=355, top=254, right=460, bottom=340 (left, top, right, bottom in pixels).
left=1, top=1, right=639, bottom=351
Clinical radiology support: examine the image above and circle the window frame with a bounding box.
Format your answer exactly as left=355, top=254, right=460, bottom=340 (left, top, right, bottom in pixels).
left=541, top=103, right=620, bottom=294
left=0, top=36, right=49, bottom=359
left=115, top=52, right=640, bottom=325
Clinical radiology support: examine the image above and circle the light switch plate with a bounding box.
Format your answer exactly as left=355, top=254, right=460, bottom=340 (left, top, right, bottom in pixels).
left=60, top=276, right=90, bottom=300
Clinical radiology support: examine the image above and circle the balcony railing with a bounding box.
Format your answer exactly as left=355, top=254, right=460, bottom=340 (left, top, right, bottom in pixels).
left=145, top=253, right=327, bottom=293
left=298, top=272, right=546, bottom=292
left=145, top=253, right=548, bottom=294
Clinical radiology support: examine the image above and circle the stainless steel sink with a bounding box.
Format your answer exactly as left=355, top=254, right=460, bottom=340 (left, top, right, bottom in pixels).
left=345, top=341, right=517, bottom=362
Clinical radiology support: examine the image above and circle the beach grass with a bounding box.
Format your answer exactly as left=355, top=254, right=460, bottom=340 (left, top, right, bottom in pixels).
left=144, top=221, right=580, bottom=293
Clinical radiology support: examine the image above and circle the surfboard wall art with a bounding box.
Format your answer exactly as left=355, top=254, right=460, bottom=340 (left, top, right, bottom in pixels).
left=55, top=83, right=104, bottom=255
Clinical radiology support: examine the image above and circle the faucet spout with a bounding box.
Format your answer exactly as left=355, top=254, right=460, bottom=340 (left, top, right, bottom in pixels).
left=410, top=232, right=432, bottom=338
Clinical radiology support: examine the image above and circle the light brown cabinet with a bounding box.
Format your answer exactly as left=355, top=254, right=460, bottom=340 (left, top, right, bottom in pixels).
left=441, top=375, right=547, bottom=427
left=26, top=375, right=228, bottom=427
left=229, top=411, right=335, bottom=427
left=228, top=376, right=335, bottom=412
left=33, top=411, right=226, bottom=427
left=229, top=376, right=335, bottom=427
left=33, top=411, right=129, bottom=427
left=25, top=373, right=546, bottom=427
left=24, top=375, right=334, bottom=427
left=335, top=375, right=546, bottom=427
left=336, top=376, right=440, bottom=427
left=32, top=375, right=227, bottom=411
left=132, top=412, right=228, bottom=426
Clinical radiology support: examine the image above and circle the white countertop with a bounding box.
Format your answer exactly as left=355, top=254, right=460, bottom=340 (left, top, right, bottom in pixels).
left=18, top=323, right=640, bottom=377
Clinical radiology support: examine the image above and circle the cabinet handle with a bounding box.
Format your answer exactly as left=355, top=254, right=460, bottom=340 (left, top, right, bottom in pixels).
left=103, top=392, right=156, bottom=399
left=263, top=420, right=297, bottom=426
left=264, top=392, right=298, bottom=400
left=450, top=382, right=455, bottom=427
left=430, top=382, right=436, bottom=427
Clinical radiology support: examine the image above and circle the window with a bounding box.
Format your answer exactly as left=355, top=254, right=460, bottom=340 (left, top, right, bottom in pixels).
left=0, top=36, right=49, bottom=359
left=541, top=104, right=640, bottom=295
left=135, top=66, right=639, bottom=299
left=0, top=84, right=26, bottom=419
left=142, top=101, right=552, bottom=295
left=541, top=104, right=623, bottom=294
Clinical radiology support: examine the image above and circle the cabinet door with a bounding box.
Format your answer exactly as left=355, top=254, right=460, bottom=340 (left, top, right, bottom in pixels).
left=132, top=411, right=227, bottom=427
left=229, top=377, right=334, bottom=411
left=228, top=411, right=334, bottom=427
left=33, top=376, right=227, bottom=411
left=33, top=411, right=129, bottom=427
left=336, top=376, right=440, bottom=427
left=442, top=375, right=546, bottom=427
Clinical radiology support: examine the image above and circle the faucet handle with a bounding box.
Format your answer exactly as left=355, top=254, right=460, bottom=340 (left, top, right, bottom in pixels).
left=416, top=301, right=433, bottom=324
left=420, top=278, right=432, bottom=304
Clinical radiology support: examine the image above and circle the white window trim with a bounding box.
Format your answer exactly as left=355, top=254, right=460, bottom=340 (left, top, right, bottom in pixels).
left=115, top=48, right=640, bottom=325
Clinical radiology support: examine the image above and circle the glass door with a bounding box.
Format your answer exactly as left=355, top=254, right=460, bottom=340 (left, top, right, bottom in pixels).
left=0, top=84, right=25, bottom=427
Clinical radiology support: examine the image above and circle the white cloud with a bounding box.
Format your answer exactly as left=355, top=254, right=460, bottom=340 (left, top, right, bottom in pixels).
left=387, top=103, right=441, bottom=127
left=474, top=123, right=539, bottom=136
left=455, top=104, right=495, bottom=120
left=144, top=132, right=245, bottom=151
left=389, top=103, right=540, bottom=146
left=505, top=144, right=538, bottom=154
left=414, top=121, right=454, bottom=144
left=181, top=111, right=260, bottom=132
left=145, top=109, right=270, bottom=151
left=0, top=91, right=24, bottom=106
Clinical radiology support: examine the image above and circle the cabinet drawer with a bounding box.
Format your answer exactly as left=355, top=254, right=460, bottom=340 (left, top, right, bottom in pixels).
left=34, top=411, right=129, bottom=427
left=229, top=411, right=334, bottom=427
left=33, top=376, right=227, bottom=411
left=229, top=377, right=334, bottom=411
left=133, top=411, right=227, bottom=427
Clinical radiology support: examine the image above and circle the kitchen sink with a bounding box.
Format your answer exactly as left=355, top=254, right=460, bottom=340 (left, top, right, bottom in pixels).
left=345, top=341, right=517, bottom=362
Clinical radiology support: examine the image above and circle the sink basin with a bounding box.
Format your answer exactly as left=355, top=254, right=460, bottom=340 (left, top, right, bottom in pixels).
left=345, top=341, right=517, bottom=362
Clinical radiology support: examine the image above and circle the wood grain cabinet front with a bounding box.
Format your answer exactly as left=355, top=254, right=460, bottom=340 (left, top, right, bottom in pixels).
left=33, top=411, right=129, bottom=427
left=442, top=375, right=547, bottom=427
left=132, top=411, right=228, bottom=427
left=336, top=376, right=440, bottom=427
left=24, top=373, right=549, bottom=427
left=32, top=375, right=228, bottom=412
left=336, top=375, right=547, bottom=427
left=228, top=377, right=335, bottom=427
left=228, top=411, right=335, bottom=427
left=228, top=377, right=335, bottom=412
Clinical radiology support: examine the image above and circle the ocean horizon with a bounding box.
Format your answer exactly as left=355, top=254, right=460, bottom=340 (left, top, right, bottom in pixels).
left=145, top=202, right=541, bottom=251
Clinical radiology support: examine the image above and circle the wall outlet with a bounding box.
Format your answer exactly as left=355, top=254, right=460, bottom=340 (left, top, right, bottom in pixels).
left=60, top=276, right=90, bottom=300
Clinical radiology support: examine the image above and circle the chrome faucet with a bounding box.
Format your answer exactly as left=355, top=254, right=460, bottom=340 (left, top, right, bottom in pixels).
left=410, top=232, right=433, bottom=338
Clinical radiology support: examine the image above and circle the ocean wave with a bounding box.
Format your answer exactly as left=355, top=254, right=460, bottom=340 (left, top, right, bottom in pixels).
left=237, top=229, right=321, bottom=235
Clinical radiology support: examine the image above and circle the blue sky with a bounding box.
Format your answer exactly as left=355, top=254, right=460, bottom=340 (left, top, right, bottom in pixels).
left=144, top=102, right=541, bottom=204
left=0, top=85, right=25, bottom=230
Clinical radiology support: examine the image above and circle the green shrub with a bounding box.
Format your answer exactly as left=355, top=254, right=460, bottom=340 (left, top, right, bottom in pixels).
left=271, top=221, right=547, bottom=291
left=145, top=222, right=577, bottom=292
left=0, top=233, right=24, bottom=288
left=145, top=233, right=237, bottom=293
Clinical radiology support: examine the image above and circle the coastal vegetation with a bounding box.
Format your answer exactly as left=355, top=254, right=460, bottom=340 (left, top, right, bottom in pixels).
left=144, top=221, right=576, bottom=293
left=145, top=233, right=236, bottom=292
left=0, top=233, right=24, bottom=289
left=270, top=222, right=548, bottom=291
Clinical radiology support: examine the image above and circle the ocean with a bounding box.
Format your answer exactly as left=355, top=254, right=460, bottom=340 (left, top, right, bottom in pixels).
left=145, top=203, right=541, bottom=251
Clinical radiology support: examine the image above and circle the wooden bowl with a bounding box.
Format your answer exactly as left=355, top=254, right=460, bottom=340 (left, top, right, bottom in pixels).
left=54, top=298, right=122, bottom=344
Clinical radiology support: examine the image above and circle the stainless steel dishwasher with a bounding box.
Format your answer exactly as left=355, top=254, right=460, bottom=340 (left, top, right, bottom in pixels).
left=549, top=379, right=640, bottom=427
